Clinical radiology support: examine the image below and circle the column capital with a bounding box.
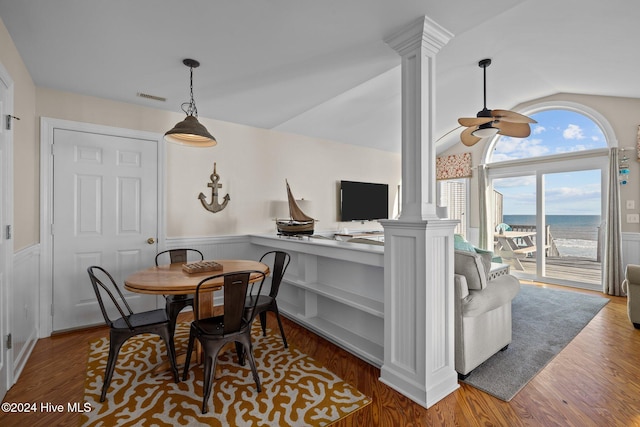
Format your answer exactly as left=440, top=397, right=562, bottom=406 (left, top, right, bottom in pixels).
left=385, top=15, right=453, bottom=57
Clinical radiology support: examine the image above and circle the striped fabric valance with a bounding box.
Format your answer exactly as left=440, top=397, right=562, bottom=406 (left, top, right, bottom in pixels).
left=436, top=152, right=472, bottom=180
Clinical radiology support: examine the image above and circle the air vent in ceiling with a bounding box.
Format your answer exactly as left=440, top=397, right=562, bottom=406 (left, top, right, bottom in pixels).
left=137, top=92, right=166, bottom=102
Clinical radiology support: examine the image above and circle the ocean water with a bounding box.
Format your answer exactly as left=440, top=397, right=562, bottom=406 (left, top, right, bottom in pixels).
left=502, top=214, right=601, bottom=259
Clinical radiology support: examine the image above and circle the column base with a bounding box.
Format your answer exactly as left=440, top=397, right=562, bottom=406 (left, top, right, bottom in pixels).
left=379, top=218, right=458, bottom=408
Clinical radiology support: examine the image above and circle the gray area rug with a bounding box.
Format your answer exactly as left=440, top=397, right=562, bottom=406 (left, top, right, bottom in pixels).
left=460, top=284, right=609, bottom=401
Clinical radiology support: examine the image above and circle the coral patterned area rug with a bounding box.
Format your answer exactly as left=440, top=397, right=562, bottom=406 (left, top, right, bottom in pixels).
left=81, top=322, right=370, bottom=426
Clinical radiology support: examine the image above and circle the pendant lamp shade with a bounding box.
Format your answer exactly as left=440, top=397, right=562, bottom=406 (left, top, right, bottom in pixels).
left=165, top=115, right=217, bottom=146
left=164, top=58, right=217, bottom=147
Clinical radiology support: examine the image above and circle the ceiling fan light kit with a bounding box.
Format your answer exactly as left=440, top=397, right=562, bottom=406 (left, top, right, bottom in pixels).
left=458, top=58, right=537, bottom=146
left=164, top=58, right=217, bottom=147
left=471, top=125, right=500, bottom=138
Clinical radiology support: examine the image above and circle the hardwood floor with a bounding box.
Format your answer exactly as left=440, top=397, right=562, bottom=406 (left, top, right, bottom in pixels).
left=1, top=283, right=639, bottom=426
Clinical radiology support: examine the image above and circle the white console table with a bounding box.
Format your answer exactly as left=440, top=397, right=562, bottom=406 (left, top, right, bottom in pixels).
left=250, top=234, right=384, bottom=366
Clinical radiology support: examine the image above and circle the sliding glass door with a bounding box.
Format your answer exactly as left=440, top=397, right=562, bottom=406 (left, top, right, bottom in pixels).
left=541, top=170, right=602, bottom=286
left=488, top=155, right=606, bottom=290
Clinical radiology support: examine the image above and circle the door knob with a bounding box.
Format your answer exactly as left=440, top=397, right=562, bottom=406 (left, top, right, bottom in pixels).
left=147, top=237, right=155, bottom=244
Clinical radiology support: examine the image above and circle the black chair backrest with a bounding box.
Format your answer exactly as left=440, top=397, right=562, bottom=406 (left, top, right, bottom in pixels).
left=259, top=251, right=291, bottom=298
left=155, top=248, right=204, bottom=266
left=87, top=266, right=134, bottom=329
left=194, top=270, right=266, bottom=334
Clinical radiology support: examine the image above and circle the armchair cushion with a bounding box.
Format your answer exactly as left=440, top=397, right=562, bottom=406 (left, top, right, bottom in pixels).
left=454, top=250, right=491, bottom=290
left=460, top=274, right=521, bottom=317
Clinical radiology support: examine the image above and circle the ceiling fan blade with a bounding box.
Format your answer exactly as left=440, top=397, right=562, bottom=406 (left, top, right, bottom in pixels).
left=491, top=109, right=537, bottom=124
left=460, top=127, right=481, bottom=146
left=495, top=121, right=532, bottom=138
left=458, top=117, right=494, bottom=127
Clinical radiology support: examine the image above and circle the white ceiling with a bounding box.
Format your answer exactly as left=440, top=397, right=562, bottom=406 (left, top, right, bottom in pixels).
left=1, top=0, right=639, bottom=153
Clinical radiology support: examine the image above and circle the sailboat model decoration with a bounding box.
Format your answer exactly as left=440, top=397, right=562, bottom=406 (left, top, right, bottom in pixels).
left=276, top=180, right=315, bottom=236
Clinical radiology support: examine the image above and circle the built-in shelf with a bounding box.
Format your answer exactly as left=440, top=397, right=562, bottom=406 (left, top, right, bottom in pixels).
left=278, top=300, right=383, bottom=367
left=250, top=234, right=385, bottom=366
left=284, top=277, right=384, bottom=317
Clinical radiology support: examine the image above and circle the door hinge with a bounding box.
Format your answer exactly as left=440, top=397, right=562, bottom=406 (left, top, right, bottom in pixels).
left=5, top=114, right=19, bottom=130
left=6, top=333, right=11, bottom=350
left=5, top=225, right=11, bottom=240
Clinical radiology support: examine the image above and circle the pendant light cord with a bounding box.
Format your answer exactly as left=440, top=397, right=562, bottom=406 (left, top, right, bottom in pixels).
left=181, top=65, right=198, bottom=117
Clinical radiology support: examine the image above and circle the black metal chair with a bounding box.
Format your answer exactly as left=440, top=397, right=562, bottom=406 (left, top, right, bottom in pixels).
left=155, top=248, right=204, bottom=337
left=87, top=266, right=179, bottom=402
left=182, top=270, right=266, bottom=414
left=246, top=251, right=291, bottom=348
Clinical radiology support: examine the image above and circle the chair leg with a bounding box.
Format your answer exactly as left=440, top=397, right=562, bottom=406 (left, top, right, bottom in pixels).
left=158, top=328, right=180, bottom=383
left=235, top=341, right=246, bottom=366
left=166, top=296, right=193, bottom=339
left=201, top=342, right=225, bottom=414
left=167, top=305, right=178, bottom=339
left=201, top=353, right=215, bottom=414
left=182, top=328, right=196, bottom=381
left=239, top=336, right=261, bottom=393
left=101, top=334, right=126, bottom=402
left=273, top=305, right=288, bottom=349
left=259, top=311, right=267, bottom=337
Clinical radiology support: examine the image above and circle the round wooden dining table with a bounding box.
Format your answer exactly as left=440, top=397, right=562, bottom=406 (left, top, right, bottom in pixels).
left=125, top=259, right=270, bottom=371
left=124, top=259, right=270, bottom=319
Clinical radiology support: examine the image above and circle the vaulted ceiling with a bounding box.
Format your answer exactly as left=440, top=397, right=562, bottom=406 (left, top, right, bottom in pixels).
left=1, top=0, right=638, bottom=153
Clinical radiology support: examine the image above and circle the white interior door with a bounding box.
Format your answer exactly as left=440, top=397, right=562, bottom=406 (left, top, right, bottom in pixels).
left=52, top=128, right=159, bottom=331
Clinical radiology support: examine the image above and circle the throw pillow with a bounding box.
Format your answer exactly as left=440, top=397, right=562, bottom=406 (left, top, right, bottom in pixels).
left=454, top=250, right=488, bottom=290
left=454, top=234, right=476, bottom=253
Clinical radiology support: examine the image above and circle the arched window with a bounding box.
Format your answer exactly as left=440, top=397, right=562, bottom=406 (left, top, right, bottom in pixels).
left=488, top=109, right=607, bottom=163
left=482, top=103, right=613, bottom=291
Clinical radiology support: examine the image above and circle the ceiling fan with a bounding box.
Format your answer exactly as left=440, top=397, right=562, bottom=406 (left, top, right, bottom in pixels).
left=458, top=58, right=537, bottom=147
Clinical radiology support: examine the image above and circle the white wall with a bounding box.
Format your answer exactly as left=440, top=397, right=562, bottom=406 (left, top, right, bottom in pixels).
left=36, top=87, right=401, bottom=238
left=0, top=15, right=37, bottom=252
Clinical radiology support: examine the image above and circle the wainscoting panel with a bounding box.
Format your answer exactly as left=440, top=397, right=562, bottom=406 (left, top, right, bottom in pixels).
left=12, top=245, right=40, bottom=385
left=165, top=235, right=255, bottom=261
left=622, top=232, right=640, bottom=269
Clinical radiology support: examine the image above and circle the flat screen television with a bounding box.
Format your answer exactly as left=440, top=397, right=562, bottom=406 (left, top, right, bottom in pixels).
left=340, top=180, right=389, bottom=221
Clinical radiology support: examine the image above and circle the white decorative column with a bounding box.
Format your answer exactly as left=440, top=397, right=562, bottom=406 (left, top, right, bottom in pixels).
left=379, top=16, right=459, bottom=408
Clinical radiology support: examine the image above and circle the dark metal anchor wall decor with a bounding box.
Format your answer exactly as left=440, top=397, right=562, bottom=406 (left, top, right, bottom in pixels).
left=198, top=162, right=230, bottom=213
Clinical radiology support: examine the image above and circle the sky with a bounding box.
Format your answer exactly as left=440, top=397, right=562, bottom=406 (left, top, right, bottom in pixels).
left=491, top=110, right=607, bottom=215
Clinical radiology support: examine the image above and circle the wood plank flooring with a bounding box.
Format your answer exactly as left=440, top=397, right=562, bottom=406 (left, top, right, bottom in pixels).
left=1, top=283, right=639, bottom=426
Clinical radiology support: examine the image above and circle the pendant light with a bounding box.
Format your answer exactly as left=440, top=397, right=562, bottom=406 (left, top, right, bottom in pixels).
left=164, top=58, right=217, bottom=147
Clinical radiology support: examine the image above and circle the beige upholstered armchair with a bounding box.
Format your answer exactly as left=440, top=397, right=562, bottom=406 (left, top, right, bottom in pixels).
left=454, top=250, right=521, bottom=378
left=622, top=264, right=640, bottom=329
